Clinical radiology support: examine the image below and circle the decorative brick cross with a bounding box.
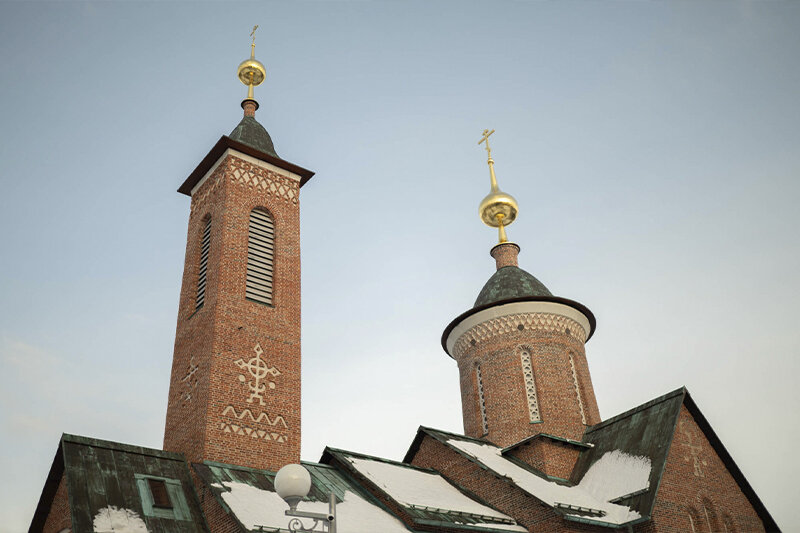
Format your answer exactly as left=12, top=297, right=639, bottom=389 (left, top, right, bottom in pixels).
left=235, top=343, right=281, bottom=405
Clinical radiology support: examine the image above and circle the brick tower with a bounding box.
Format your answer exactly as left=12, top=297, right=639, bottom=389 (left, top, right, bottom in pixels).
left=163, top=40, right=313, bottom=472
left=442, top=131, right=598, bottom=476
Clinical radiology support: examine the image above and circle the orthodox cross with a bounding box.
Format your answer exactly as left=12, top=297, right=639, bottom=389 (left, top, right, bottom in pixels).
left=478, top=128, right=496, bottom=160
left=250, top=25, right=259, bottom=45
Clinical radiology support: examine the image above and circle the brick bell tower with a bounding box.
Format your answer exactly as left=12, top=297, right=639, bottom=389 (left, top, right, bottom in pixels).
left=163, top=36, right=313, bottom=472
left=442, top=130, right=599, bottom=458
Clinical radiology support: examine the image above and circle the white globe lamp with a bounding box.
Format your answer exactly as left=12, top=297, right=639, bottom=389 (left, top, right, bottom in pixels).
left=275, top=463, right=312, bottom=511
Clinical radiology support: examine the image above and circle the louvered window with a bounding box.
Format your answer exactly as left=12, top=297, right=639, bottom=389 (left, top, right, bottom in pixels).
left=246, top=208, right=274, bottom=305
left=196, top=218, right=211, bottom=309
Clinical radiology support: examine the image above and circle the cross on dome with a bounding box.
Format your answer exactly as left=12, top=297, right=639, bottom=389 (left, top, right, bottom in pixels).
left=477, top=129, right=519, bottom=244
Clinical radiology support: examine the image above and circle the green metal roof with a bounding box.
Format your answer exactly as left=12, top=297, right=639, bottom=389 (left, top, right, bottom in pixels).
left=474, top=266, right=552, bottom=308
left=570, top=388, right=685, bottom=522
left=30, top=434, right=209, bottom=533
left=229, top=116, right=278, bottom=158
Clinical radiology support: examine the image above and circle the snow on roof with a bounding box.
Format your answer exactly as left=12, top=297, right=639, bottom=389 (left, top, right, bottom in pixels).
left=213, top=481, right=410, bottom=533
left=446, top=438, right=651, bottom=526
left=92, top=506, right=148, bottom=533
left=579, top=449, right=652, bottom=502
left=347, top=456, right=526, bottom=532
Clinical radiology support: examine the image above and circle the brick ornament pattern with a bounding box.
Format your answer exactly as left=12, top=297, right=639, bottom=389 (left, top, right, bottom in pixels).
left=568, top=352, right=587, bottom=425
left=181, top=355, right=199, bottom=405
left=519, top=348, right=541, bottom=423
left=189, top=167, right=225, bottom=215
left=453, top=312, right=587, bottom=358
left=190, top=155, right=300, bottom=215
left=234, top=343, right=281, bottom=406
left=219, top=406, right=288, bottom=443
left=230, top=157, right=298, bottom=204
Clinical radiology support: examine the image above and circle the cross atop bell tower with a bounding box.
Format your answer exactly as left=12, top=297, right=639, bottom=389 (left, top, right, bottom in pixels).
left=163, top=32, right=314, bottom=472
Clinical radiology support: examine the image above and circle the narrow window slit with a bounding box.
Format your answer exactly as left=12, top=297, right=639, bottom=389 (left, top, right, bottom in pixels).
left=476, top=364, right=488, bottom=435
left=196, top=217, right=211, bottom=310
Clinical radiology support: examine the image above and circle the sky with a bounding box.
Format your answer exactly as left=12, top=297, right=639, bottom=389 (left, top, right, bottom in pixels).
left=0, top=1, right=798, bottom=531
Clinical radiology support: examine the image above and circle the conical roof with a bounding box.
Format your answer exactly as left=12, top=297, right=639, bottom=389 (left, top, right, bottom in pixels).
left=474, top=265, right=552, bottom=308
left=229, top=115, right=278, bottom=158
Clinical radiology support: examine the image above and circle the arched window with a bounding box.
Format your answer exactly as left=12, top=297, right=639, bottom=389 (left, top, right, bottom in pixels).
left=519, top=347, right=541, bottom=422
left=702, top=498, right=721, bottom=533
left=246, top=208, right=274, bottom=305
left=196, top=217, right=211, bottom=310
left=688, top=506, right=705, bottom=532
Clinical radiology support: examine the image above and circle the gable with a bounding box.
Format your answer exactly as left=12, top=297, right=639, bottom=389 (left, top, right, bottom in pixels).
left=654, top=400, right=780, bottom=532
left=570, top=388, right=780, bottom=532
left=571, top=387, right=684, bottom=520
left=30, top=442, right=67, bottom=533
left=31, top=434, right=210, bottom=533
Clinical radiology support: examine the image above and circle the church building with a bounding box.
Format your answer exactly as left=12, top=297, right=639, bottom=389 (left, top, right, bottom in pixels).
left=29, top=37, right=779, bottom=533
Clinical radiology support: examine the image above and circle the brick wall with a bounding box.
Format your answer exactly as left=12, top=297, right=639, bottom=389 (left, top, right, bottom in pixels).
left=193, top=472, right=241, bottom=533
left=636, top=405, right=766, bottom=533
left=164, top=151, right=302, bottom=473
left=41, top=473, right=71, bottom=533
left=506, top=438, right=581, bottom=481
left=410, top=435, right=610, bottom=532
left=455, top=323, right=599, bottom=447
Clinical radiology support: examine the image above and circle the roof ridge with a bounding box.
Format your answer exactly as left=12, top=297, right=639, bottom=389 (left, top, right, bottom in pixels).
left=61, top=433, right=186, bottom=461
left=426, top=429, right=564, bottom=485
left=585, top=387, right=686, bottom=434
left=419, top=426, right=495, bottom=445
left=681, top=392, right=781, bottom=531
left=502, top=433, right=593, bottom=453
left=324, top=446, right=440, bottom=474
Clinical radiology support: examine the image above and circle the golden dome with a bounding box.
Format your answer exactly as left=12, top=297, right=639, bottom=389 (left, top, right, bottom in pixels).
left=237, top=58, right=266, bottom=88
left=479, top=189, right=518, bottom=228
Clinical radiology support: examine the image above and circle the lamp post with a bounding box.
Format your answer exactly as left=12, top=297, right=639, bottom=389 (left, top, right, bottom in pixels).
left=273, top=463, right=337, bottom=533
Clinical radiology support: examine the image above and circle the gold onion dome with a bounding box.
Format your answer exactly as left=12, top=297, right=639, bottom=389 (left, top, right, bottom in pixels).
left=479, top=189, right=518, bottom=227
left=478, top=129, right=518, bottom=243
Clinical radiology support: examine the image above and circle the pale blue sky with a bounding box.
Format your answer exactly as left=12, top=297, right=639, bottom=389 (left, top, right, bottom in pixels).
left=1, top=1, right=798, bottom=531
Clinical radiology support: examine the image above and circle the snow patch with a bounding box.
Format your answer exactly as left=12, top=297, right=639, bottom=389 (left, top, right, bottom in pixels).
left=579, top=449, right=651, bottom=501
left=348, top=457, right=506, bottom=518
left=213, top=481, right=410, bottom=533
left=347, top=457, right=525, bottom=531
left=447, top=438, right=649, bottom=525
left=92, top=506, right=148, bottom=533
